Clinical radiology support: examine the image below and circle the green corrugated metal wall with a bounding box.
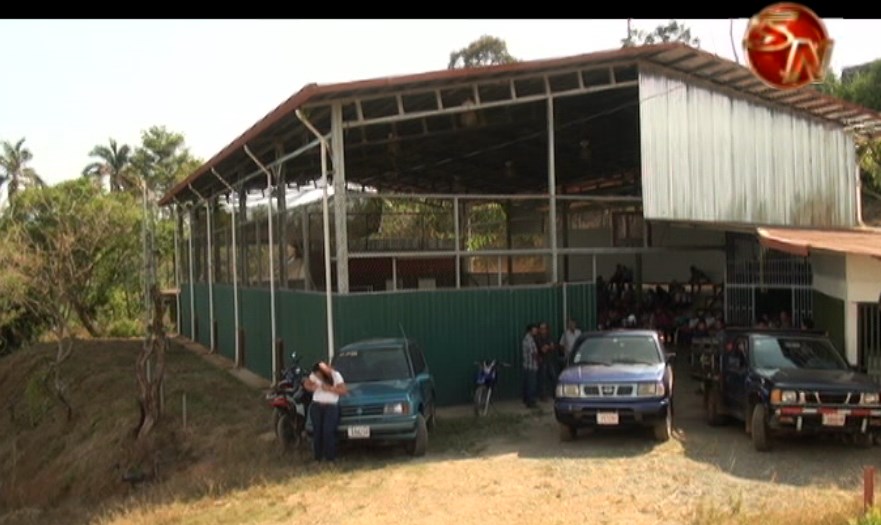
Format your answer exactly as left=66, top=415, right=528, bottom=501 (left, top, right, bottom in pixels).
left=180, top=285, right=192, bottom=339
left=214, top=284, right=236, bottom=360
left=241, top=288, right=273, bottom=380
left=277, top=290, right=329, bottom=375
left=179, top=282, right=595, bottom=406
left=193, top=284, right=211, bottom=349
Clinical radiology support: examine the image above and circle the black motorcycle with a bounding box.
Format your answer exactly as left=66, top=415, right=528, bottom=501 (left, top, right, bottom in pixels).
left=267, top=352, right=312, bottom=452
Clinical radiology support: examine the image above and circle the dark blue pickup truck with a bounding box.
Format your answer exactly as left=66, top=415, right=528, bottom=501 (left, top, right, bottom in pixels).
left=554, top=330, right=675, bottom=442
left=702, top=329, right=881, bottom=451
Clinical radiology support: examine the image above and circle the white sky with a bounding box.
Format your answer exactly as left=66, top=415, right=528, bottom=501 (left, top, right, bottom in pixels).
left=1, top=19, right=879, bottom=187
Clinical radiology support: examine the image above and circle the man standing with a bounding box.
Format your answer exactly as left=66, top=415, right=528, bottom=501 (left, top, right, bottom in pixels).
left=535, top=322, right=557, bottom=402
left=521, top=324, right=539, bottom=409
left=559, top=319, right=582, bottom=360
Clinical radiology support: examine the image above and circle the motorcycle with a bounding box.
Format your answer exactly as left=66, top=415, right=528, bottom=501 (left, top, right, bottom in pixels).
left=267, top=352, right=312, bottom=452
left=473, top=359, right=511, bottom=417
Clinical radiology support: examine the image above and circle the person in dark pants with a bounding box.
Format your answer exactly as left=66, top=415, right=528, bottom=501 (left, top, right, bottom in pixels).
left=522, top=324, right=539, bottom=408
left=304, top=361, right=347, bottom=462
left=535, top=322, right=558, bottom=402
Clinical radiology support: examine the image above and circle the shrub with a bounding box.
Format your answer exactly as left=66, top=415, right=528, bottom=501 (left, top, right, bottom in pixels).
left=852, top=507, right=881, bottom=525
left=106, top=318, right=143, bottom=338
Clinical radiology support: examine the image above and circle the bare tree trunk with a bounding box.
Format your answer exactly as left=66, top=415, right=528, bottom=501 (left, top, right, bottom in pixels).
left=135, top=285, right=167, bottom=442
left=73, top=302, right=101, bottom=338
left=51, top=325, right=74, bottom=421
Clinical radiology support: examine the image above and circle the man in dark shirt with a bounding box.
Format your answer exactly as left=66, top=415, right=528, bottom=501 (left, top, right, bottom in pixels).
left=535, top=322, right=558, bottom=402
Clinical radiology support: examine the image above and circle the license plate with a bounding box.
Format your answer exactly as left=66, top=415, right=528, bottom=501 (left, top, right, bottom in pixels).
left=822, top=413, right=846, bottom=427
left=597, top=412, right=619, bottom=425
left=347, top=425, right=371, bottom=439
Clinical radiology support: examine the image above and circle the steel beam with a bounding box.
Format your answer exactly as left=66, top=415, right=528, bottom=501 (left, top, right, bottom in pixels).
left=211, top=168, right=241, bottom=366
left=243, top=145, right=279, bottom=382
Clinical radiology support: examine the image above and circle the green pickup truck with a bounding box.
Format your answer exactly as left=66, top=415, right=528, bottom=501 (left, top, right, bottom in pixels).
left=310, top=338, right=438, bottom=457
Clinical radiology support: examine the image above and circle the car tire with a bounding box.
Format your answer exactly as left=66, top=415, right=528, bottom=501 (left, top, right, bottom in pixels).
left=426, top=402, right=437, bottom=431
left=705, top=386, right=726, bottom=426
left=653, top=406, right=673, bottom=443
left=855, top=432, right=874, bottom=449
left=751, top=404, right=773, bottom=452
left=559, top=423, right=577, bottom=442
left=406, top=414, right=428, bottom=457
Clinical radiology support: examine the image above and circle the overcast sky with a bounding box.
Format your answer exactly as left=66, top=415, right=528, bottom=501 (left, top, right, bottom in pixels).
left=1, top=19, right=879, bottom=187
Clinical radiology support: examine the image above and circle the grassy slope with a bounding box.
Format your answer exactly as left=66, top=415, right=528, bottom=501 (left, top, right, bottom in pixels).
left=0, top=340, right=869, bottom=525
left=0, top=339, right=272, bottom=524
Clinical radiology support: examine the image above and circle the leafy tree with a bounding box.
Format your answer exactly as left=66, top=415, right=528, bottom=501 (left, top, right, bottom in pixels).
left=448, top=35, right=518, bottom=69
left=83, top=138, right=135, bottom=193
left=817, top=60, right=881, bottom=192
left=1, top=179, right=141, bottom=339
left=622, top=20, right=701, bottom=48
left=0, top=138, right=44, bottom=204
left=131, top=126, right=201, bottom=196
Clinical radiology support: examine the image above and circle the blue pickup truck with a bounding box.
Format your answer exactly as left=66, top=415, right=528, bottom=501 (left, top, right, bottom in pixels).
left=313, top=338, right=437, bottom=457
left=702, top=328, right=881, bottom=451
left=554, top=330, right=675, bottom=442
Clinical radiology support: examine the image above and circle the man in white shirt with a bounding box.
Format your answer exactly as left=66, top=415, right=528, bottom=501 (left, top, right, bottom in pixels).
left=559, top=319, right=582, bottom=360
left=304, top=362, right=347, bottom=462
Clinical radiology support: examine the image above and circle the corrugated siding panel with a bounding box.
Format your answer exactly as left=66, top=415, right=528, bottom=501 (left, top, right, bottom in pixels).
left=193, top=283, right=211, bottom=348
left=241, top=287, right=272, bottom=380
left=640, top=72, right=858, bottom=227
left=186, top=284, right=596, bottom=406
left=564, top=283, right=598, bottom=332
left=277, top=290, right=329, bottom=376
left=180, top=284, right=192, bottom=338
left=334, top=286, right=582, bottom=406
left=214, top=284, right=236, bottom=360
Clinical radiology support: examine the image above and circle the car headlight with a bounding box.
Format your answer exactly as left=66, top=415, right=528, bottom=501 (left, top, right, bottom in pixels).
left=556, top=384, right=581, bottom=398
left=384, top=402, right=410, bottom=415
left=781, top=390, right=798, bottom=404
left=637, top=382, right=665, bottom=397
left=861, top=393, right=880, bottom=405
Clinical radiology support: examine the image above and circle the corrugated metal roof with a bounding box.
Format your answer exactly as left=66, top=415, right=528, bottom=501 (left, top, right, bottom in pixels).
left=757, top=227, right=881, bottom=258
left=160, top=43, right=881, bottom=206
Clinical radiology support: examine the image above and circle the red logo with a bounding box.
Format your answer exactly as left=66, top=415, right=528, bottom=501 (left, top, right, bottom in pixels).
left=743, top=2, right=833, bottom=90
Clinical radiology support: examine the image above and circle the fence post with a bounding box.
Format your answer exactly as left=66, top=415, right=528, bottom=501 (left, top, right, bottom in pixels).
left=865, top=465, right=876, bottom=512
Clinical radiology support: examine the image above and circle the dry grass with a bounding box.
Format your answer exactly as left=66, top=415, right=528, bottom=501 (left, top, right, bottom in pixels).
left=690, top=494, right=861, bottom=525
left=1, top=341, right=878, bottom=525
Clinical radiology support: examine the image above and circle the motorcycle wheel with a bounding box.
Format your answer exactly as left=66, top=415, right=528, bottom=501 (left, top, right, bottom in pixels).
left=276, top=413, right=298, bottom=452
left=473, top=386, right=489, bottom=417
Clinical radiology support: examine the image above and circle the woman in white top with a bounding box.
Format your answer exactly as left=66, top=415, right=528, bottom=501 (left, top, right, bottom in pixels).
left=304, top=361, right=347, bottom=462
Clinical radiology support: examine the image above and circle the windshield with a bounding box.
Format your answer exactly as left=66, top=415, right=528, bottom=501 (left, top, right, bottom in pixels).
left=751, top=336, right=849, bottom=371
left=332, top=347, right=411, bottom=383
left=571, top=335, right=662, bottom=366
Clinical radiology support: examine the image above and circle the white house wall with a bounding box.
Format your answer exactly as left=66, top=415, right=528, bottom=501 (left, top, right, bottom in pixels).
left=810, top=252, right=847, bottom=301
left=845, top=254, right=881, bottom=364
left=639, top=71, right=858, bottom=228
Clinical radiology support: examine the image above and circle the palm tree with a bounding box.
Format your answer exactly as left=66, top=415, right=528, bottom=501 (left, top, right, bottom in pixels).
left=82, top=138, right=133, bottom=192
left=0, top=138, right=44, bottom=203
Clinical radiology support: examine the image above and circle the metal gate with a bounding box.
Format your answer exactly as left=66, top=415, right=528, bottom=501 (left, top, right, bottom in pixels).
left=859, top=303, right=881, bottom=383
left=724, top=233, right=813, bottom=327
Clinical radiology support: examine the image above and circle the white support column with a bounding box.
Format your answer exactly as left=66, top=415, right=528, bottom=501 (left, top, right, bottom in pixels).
left=187, top=206, right=196, bottom=340
left=562, top=281, right=568, bottom=329
left=453, top=197, right=461, bottom=289
left=301, top=206, right=311, bottom=291
left=173, top=205, right=182, bottom=333
left=212, top=169, right=241, bottom=366
left=243, top=146, right=279, bottom=382
left=206, top=202, right=215, bottom=352
left=392, top=257, right=398, bottom=291
left=331, top=103, right=350, bottom=294
left=297, top=110, right=336, bottom=362
left=547, top=96, right=559, bottom=283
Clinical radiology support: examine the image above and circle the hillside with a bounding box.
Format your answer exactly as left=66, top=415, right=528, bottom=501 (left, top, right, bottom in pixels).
left=0, top=339, right=274, bottom=524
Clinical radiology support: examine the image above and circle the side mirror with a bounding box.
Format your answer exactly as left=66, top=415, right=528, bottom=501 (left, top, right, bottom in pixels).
left=666, top=353, right=677, bottom=364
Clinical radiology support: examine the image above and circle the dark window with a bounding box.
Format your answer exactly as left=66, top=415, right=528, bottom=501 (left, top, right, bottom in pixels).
left=333, top=347, right=411, bottom=383
left=409, top=343, right=426, bottom=375
left=751, top=336, right=849, bottom=371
